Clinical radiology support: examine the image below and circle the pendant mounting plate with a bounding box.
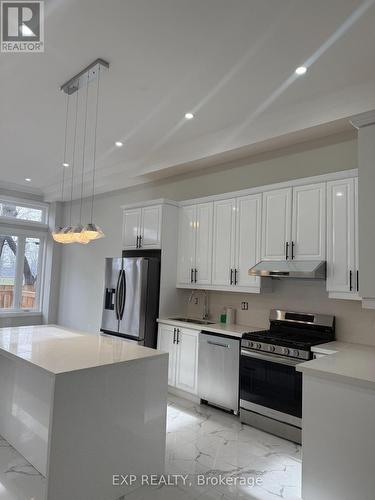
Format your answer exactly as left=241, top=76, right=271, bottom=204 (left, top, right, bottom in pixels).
left=60, top=58, right=109, bottom=95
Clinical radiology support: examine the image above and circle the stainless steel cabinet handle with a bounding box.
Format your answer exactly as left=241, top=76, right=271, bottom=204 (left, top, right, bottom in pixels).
left=191, top=268, right=194, bottom=283
left=357, top=270, right=359, bottom=293
left=291, top=241, right=295, bottom=260
left=176, top=328, right=180, bottom=344
left=230, top=268, right=233, bottom=285
left=234, top=269, right=238, bottom=285
left=138, top=235, right=142, bottom=248
left=194, top=269, right=197, bottom=283
left=285, top=242, right=289, bottom=260
left=136, top=235, right=139, bottom=248
left=173, top=328, right=176, bottom=344
left=207, top=340, right=230, bottom=348
left=349, top=270, right=353, bottom=291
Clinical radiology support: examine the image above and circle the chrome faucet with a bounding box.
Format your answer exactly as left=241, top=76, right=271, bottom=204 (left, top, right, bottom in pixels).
left=187, top=290, right=209, bottom=321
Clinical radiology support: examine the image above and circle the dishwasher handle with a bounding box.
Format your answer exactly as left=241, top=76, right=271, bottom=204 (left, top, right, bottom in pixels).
left=207, top=340, right=231, bottom=349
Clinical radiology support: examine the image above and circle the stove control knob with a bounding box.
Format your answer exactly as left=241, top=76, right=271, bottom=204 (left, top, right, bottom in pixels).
left=256, top=343, right=262, bottom=349
left=282, top=347, right=289, bottom=355
left=292, top=349, right=299, bottom=357
left=269, top=345, right=276, bottom=352
left=249, top=341, right=254, bottom=348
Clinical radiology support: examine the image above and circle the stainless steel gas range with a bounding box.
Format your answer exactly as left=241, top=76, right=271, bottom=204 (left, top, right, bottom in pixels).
left=240, top=309, right=335, bottom=444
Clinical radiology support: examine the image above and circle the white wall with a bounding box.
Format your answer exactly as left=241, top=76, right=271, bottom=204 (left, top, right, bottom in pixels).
left=55, top=135, right=375, bottom=345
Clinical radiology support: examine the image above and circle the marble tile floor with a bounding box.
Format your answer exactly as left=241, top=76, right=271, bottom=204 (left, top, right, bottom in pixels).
left=0, top=395, right=301, bottom=500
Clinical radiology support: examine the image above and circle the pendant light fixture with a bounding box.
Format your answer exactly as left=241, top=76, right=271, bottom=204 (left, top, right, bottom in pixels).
left=52, top=59, right=109, bottom=244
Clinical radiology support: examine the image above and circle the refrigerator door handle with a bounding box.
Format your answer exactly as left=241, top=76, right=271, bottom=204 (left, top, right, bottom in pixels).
left=115, top=271, right=122, bottom=320
left=119, top=270, right=126, bottom=320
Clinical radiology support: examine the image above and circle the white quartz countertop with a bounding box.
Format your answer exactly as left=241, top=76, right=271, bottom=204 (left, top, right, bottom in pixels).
left=157, top=317, right=260, bottom=338
left=0, top=325, right=166, bottom=375
left=297, top=340, right=375, bottom=390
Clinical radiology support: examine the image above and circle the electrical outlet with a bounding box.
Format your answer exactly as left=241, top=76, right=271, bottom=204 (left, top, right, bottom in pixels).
left=241, top=301, right=248, bottom=310
left=194, top=297, right=199, bottom=305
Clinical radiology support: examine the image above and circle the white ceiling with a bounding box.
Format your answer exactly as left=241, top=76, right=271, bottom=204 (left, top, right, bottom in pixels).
left=0, top=0, right=374, bottom=201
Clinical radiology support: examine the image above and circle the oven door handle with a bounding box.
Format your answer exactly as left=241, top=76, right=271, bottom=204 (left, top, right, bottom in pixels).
left=241, top=349, right=303, bottom=367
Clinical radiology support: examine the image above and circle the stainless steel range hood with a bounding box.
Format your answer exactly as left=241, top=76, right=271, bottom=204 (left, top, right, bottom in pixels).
left=248, top=260, right=326, bottom=279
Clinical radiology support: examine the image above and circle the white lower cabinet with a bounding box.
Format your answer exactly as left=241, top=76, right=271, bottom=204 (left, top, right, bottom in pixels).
left=157, top=324, right=199, bottom=395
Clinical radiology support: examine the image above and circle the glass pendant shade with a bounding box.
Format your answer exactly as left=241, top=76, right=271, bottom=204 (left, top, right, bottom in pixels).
left=52, top=227, right=65, bottom=243
left=82, top=223, right=105, bottom=241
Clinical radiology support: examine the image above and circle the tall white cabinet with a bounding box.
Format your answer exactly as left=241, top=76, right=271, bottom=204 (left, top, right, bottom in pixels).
left=326, top=177, right=360, bottom=299
left=177, top=202, right=213, bottom=286
left=211, top=194, right=263, bottom=292
left=261, top=183, right=326, bottom=261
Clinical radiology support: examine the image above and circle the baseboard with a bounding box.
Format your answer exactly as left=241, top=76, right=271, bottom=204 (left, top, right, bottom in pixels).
left=168, top=386, right=200, bottom=404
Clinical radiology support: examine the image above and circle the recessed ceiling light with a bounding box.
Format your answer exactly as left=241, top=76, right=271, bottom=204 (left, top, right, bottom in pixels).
left=25, top=178, right=31, bottom=182
left=185, top=112, right=194, bottom=120
left=62, top=162, right=70, bottom=167
left=336, top=192, right=344, bottom=197
left=295, top=66, right=307, bottom=76
left=115, top=141, right=123, bottom=147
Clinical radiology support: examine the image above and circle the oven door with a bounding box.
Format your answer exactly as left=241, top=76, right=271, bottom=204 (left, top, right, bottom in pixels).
left=240, top=349, right=303, bottom=427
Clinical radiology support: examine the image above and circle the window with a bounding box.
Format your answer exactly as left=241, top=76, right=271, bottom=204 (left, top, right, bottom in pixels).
left=0, top=232, right=44, bottom=312
left=0, top=197, right=47, bottom=224
left=0, top=196, right=48, bottom=315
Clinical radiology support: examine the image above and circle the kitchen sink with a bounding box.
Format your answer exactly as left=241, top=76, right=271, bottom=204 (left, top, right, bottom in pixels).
left=169, top=317, right=215, bottom=325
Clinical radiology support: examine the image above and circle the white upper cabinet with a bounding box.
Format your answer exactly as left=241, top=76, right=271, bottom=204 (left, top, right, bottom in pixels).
left=262, top=188, right=292, bottom=260
left=122, top=208, right=142, bottom=249
left=212, top=199, right=236, bottom=286
left=291, top=183, right=326, bottom=260
left=235, top=194, right=262, bottom=289
left=175, top=171, right=358, bottom=301
left=122, top=201, right=176, bottom=250
left=177, top=205, right=196, bottom=285
left=211, top=194, right=264, bottom=292
left=326, top=178, right=359, bottom=299
left=195, top=203, right=213, bottom=285
left=177, top=203, right=213, bottom=286
left=262, top=183, right=325, bottom=261
left=140, top=205, right=161, bottom=249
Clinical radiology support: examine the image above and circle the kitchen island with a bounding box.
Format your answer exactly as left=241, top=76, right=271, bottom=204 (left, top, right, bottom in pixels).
left=297, top=341, right=375, bottom=500
left=0, top=325, right=168, bottom=500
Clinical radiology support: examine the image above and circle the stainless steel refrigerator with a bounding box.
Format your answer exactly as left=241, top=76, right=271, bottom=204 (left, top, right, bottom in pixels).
left=100, top=256, right=160, bottom=347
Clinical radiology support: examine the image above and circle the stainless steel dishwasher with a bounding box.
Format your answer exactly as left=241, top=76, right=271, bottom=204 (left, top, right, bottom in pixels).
left=198, top=332, right=240, bottom=414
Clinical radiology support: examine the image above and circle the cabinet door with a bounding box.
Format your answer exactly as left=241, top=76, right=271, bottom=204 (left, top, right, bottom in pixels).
left=212, top=199, right=236, bottom=286
left=261, top=188, right=292, bottom=260
left=354, top=178, right=360, bottom=294
left=326, top=179, right=355, bottom=293
left=235, top=194, right=262, bottom=288
left=140, top=205, right=161, bottom=249
left=157, top=324, right=177, bottom=386
left=175, top=328, right=199, bottom=395
left=195, top=203, right=213, bottom=285
left=291, top=183, right=326, bottom=260
left=177, top=205, right=196, bottom=285
left=122, top=208, right=141, bottom=249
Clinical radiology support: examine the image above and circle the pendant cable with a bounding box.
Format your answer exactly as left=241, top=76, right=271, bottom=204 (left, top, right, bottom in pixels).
left=69, top=89, right=79, bottom=226
left=79, top=72, right=90, bottom=224
left=90, top=65, right=101, bottom=223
